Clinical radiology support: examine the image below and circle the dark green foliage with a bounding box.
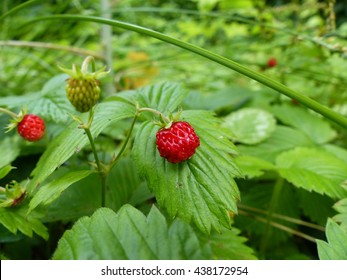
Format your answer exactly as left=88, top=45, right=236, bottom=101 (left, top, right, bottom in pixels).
left=1, top=0, right=347, bottom=261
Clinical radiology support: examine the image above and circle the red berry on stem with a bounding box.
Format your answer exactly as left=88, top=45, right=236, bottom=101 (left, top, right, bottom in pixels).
left=17, top=114, right=45, bottom=142
left=156, top=121, right=200, bottom=163
left=267, top=58, right=277, bottom=68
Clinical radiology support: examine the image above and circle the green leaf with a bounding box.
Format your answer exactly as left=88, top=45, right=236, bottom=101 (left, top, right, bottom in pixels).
left=39, top=173, right=101, bottom=222
left=28, top=99, right=134, bottom=193
left=53, top=205, right=209, bottom=260
left=222, top=108, right=276, bottom=144
left=200, top=227, right=258, bottom=259
left=29, top=170, right=95, bottom=213
left=333, top=198, right=347, bottom=232
left=297, top=189, right=336, bottom=226
left=133, top=110, right=241, bottom=233
left=0, top=165, right=13, bottom=180
left=135, top=82, right=189, bottom=117
left=323, top=144, right=347, bottom=165
left=317, top=219, right=347, bottom=260
left=0, top=137, right=20, bottom=169
left=195, top=0, right=221, bottom=12
left=235, top=183, right=301, bottom=246
left=0, top=92, right=40, bottom=110
left=238, top=125, right=314, bottom=162
left=234, top=155, right=275, bottom=179
left=0, top=224, right=24, bottom=243
left=271, top=104, right=337, bottom=144
left=184, top=86, right=253, bottom=114
left=0, top=74, right=73, bottom=123
left=276, top=147, right=347, bottom=199
left=0, top=206, right=48, bottom=240
left=106, top=156, right=151, bottom=211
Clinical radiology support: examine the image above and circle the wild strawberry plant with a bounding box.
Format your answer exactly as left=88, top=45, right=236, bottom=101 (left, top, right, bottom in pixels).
left=0, top=0, right=347, bottom=260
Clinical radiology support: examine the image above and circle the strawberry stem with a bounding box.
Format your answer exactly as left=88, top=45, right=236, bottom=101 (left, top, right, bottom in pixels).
left=77, top=109, right=107, bottom=207
left=260, top=176, right=284, bottom=257
left=137, top=106, right=170, bottom=124
left=81, top=55, right=96, bottom=74
left=0, top=108, right=19, bottom=119
left=84, top=125, right=107, bottom=207
left=109, top=113, right=139, bottom=170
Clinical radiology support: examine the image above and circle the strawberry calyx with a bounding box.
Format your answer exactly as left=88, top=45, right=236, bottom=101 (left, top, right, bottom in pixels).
left=136, top=104, right=182, bottom=129
left=0, top=181, right=26, bottom=208
left=2, top=108, right=27, bottom=132
left=58, top=56, right=109, bottom=82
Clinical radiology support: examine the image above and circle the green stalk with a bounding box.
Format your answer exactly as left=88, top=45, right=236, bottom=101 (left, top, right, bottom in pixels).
left=100, top=0, right=116, bottom=95
left=109, top=114, right=138, bottom=170
left=0, top=107, right=18, bottom=119
left=84, top=127, right=102, bottom=174
left=108, top=105, right=170, bottom=170
left=83, top=126, right=106, bottom=207
left=239, top=210, right=317, bottom=243
left=27, top=15, right=347, bottom=129
left=79, top=110, right=106, bottom=207
left=138, top=107, right=170, bottom=123
left=238, top=204, right=325, bottom=232
left=0, top=0, right=42, bottom=21
left=0, top=40, right=103, bottom=59
left=109, top=105, right=167, bottom=170
left=260, top=177, right=284, bottom=256
left=81, top=56, right=96, bottom=73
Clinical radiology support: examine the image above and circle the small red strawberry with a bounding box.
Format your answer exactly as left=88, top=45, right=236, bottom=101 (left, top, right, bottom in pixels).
left=156, top=121, right=200, bottom=163
left=267, top=57, right=277, bottom=68
left=17, top=114, right=45, bottom=142
left=2, top=108, right=46, bottom=142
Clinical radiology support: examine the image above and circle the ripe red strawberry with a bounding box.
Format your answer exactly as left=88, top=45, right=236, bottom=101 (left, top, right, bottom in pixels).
left=17, top=114, right=45, bottom=142
left=267, top=58, right=277, bottom=68
left=156, top=121, right=200, bottom=163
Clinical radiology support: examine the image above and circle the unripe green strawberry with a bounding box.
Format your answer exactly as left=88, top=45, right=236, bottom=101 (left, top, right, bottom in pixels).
left=66, top=77, right=101, bottom=113
left=59, top=56, right=109, bottom=113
